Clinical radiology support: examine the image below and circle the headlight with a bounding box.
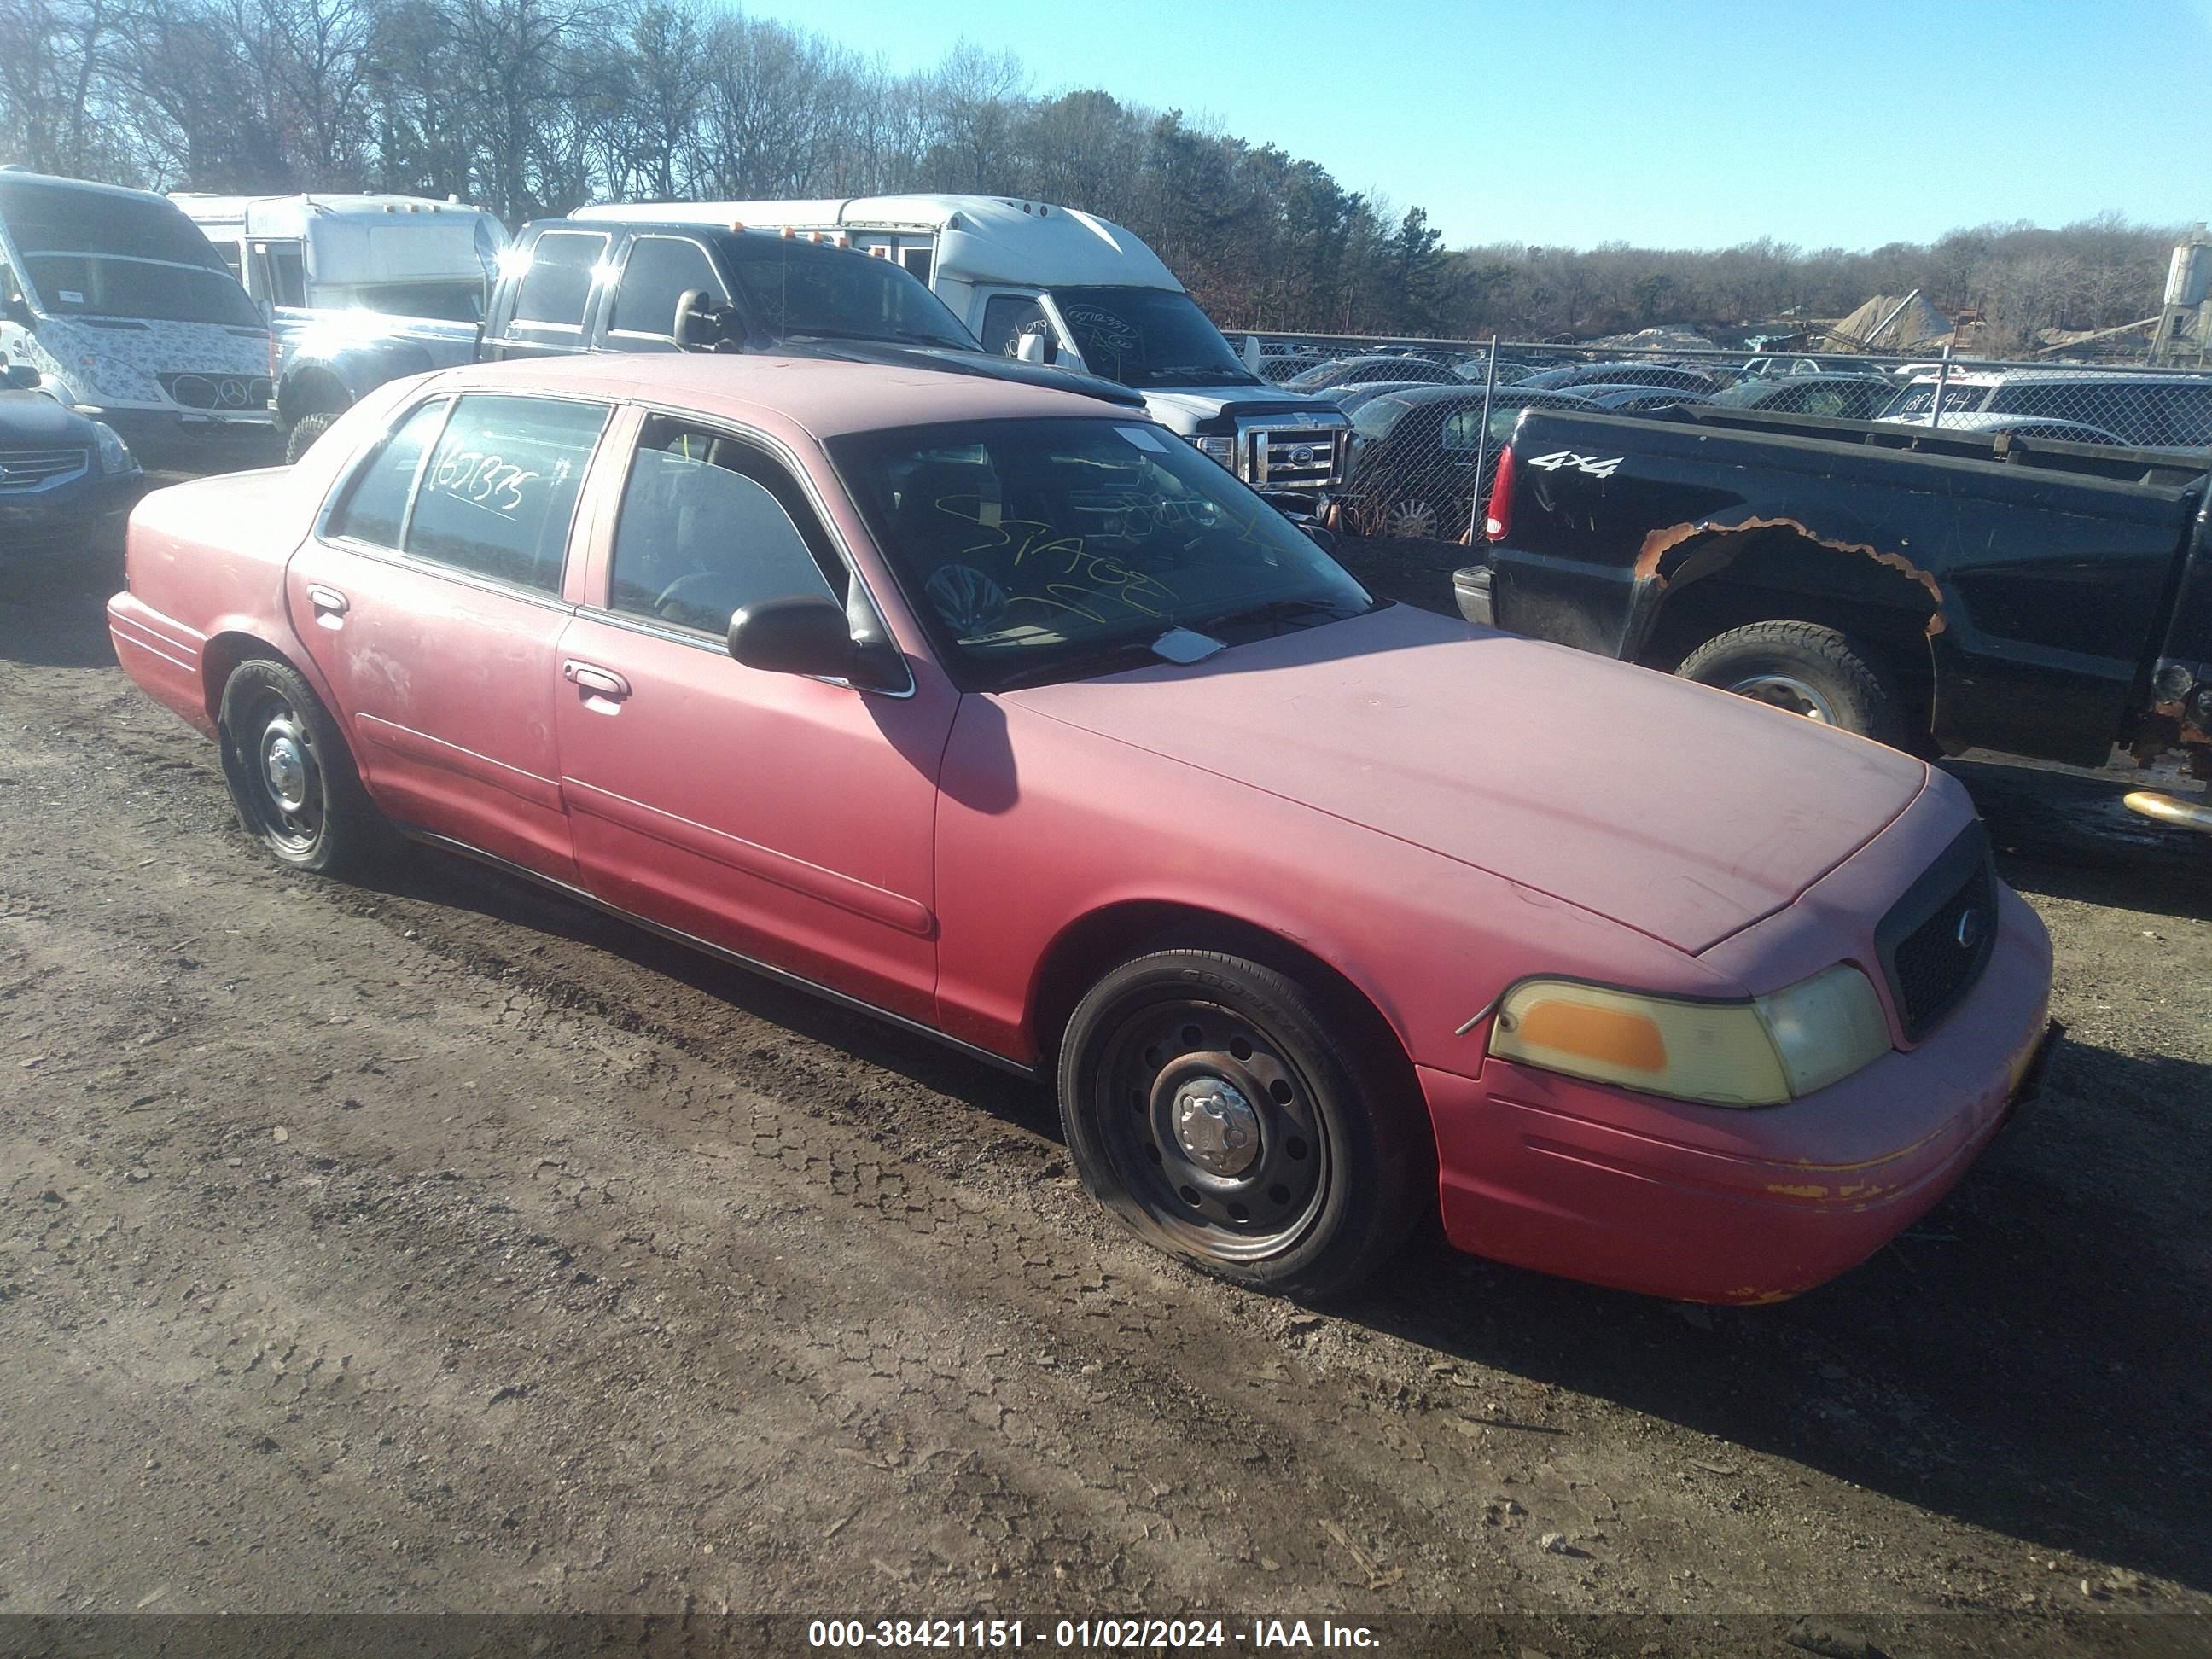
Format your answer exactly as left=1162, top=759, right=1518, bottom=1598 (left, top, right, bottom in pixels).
left=91, top=421, right=136, bottom=475
left=1193, top=434, right=1237, bottom=469
left=1489, top=965, right=1892, bottom=1108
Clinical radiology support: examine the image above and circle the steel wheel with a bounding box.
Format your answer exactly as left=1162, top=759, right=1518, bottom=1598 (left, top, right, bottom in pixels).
left=1092, top=993, right=1331, bottom=1261
left=217, top=657, right=390, bottom=876
left=1057, top=949, right=1431, bottom=1300
left=1726, top=672, right=1839, bottom=723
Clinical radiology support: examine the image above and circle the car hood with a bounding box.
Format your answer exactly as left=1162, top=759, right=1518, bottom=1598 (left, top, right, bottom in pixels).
left=1144, top=387, right=1348, bottom=426
left=0, top=389, right=92, bottom=444
left=998, top=605, right=1928, bottom=954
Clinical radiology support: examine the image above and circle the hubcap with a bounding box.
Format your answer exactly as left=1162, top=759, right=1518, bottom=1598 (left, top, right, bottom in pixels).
left=1728, top=672, right=1837, bottom=723
left=263, top=724, right=309, bottom=812
left=1172, top=1076, right=1261, bottom=1177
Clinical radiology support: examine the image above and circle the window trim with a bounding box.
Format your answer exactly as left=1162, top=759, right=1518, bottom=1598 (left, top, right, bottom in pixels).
left=604, top=234, right=727, bottom=343
left=587, top=402, right=914, bottom=698
left=314, top=388, right=613, bottom=609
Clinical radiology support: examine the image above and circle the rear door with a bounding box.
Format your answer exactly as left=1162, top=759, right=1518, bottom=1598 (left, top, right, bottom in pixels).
left=482, top=227, right=608, bottom=364
left=288, top=388, right=611, bottom=879
left=551, top=409, right=955, bottom=1022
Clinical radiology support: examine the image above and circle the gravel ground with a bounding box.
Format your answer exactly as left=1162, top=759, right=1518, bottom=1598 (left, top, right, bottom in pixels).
left=1, top=508, right=2209, bottom=1652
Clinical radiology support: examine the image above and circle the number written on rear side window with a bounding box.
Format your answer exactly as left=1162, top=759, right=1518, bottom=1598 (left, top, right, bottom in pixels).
left=405, top=395, right=608, bottom=593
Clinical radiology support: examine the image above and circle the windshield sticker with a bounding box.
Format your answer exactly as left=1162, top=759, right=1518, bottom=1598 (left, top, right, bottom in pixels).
left=1116, top=425, right=1167, bottom=452
left=58, top=290, right=83, bottom=304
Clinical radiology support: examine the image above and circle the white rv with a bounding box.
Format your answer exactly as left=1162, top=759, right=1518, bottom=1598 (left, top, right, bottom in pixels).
left=571, top=194, right=1350, bottom=497
left=0, top=170, right=274, bottom=451
left=171, top=192, right=506, bottom=322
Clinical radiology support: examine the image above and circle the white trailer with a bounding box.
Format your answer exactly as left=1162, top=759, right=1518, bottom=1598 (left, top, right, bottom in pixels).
left=171, top=193, right=506, bottom=323
left=571, top=194, right=1349, bottom=496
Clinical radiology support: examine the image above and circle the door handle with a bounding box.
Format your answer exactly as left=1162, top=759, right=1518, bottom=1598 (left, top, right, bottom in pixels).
left=562, top=660, right=632, bottom=702
left=306, top=584, right=348, bottom=617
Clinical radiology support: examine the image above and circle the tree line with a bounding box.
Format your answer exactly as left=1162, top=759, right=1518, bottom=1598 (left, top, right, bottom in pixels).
left=0, top=0, right=2180, bottom=352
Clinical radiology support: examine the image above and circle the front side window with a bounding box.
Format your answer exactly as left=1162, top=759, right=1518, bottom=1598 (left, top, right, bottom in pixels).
left=405, top=395, right=607, bottom=591
left=511, top=231, right=607, bottom=329
left=833, top=416, right=1373, bottom=690
left=253, top=241, right=306, bottom=308
left=980, top=293, right=1048, bottom=358
left=608, top=417, right=843, bottom=635
left=610, top=236, right=721, bottom=337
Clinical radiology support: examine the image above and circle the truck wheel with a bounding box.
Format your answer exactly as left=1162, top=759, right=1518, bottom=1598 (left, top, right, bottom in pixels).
left=1677, top=620, right=1906, bottom=746
left=217, top=659, right=391, bottom=876
left=1057, top=949, right=1427, bottom=1302
left=283, top=411, right=339, bottom=466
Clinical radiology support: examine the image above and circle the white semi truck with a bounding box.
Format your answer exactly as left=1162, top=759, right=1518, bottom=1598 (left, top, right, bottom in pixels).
left=571, top=194, right=1350, bottom=500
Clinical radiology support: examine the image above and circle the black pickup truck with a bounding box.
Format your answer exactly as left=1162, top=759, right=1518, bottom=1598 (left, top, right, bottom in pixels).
left=1458, top=404, right=2212, bottom=831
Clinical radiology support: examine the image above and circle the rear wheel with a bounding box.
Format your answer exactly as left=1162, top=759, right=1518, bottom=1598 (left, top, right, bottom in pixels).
left=283, top=410, right=339, bottom=466
left=216, top=659, right=389, bottom=875
left=1676, top=620, right=1907, bottom=746
left=1057, top=949, right=1427, bottom=1301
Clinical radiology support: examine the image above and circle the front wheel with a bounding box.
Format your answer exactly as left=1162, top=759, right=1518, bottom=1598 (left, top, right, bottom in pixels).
left=1675, top=620, right=1908, bottom=747
left=216, top=658, right=389, bottom=875
left=1057, top=950, right=1428, bottom=1301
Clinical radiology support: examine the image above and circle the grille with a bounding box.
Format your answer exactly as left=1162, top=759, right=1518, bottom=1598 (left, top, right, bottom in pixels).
left=1244, top=425, right=1344, bottom=489
left=0, top=447, right=90, bottom=492
left=158, top=373, right=273, bottom=411
left=1876, top=823, right=1998, bottom=1040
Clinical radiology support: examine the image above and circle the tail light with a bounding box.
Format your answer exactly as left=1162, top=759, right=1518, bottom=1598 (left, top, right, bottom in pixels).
left=1484, top=445, right=1516, bottom=542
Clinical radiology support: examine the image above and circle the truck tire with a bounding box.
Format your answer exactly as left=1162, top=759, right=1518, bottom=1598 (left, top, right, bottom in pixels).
left=284, top=411, right=340, bottom=466
left=1676, top=620, right=1906, bottom=746
left=1057, top=948, right=1428, bottom=1303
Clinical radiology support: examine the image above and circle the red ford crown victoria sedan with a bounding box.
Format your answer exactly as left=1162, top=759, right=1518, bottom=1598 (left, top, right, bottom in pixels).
left=108, top=354, right=2058, bottom=1304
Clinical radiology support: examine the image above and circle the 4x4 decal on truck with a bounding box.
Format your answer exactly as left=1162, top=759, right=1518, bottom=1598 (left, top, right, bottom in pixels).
left=1524, top=449, right=1624, bottom=479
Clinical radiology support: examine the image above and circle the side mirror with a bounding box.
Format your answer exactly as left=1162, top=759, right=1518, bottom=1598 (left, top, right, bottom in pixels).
left=673, top=288, right=723, bottom=351
left=728, top=593, right=903, bottom=687
left=2, top=288, right=30, bottom=326
left=1015, top=329, right=1056, bottom=366
left=2, top=364, right=38, bottom=391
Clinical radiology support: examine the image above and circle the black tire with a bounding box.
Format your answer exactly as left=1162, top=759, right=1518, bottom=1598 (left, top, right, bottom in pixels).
left=1057, top=949, right=1428, bottom=1301
left=1676, top=620, right=1907, bottom=746
left=283, top=410, right=340, bottom=466
left=216, top=658, right=390, bottom=875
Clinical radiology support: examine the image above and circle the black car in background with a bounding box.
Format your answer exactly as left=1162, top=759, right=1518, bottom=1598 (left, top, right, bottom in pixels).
left=1338, top=384, right=1595, bottom=541
left=1570, top=383, right=1713, bottom=413
left=1515, top=361, right=1722, bottom=395
left=1708, top=373, right=1895, bottom=420
left=1284, top=354, right=1466, bottom=393
left=0, top=366, right=143, bottom=557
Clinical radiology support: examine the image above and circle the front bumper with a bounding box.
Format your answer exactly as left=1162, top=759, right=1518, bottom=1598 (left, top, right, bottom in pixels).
left=1421, top=892, right=2058, bottom=1304
left=84, top=407, right=276, bottom=451
left=0, top=469, right=143, bottom=554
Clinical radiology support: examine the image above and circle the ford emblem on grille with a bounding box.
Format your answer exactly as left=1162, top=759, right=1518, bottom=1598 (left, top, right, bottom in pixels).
left=217, top=378, right=247, bottom=408
left=1954, top=908, right=1986, bottom=950
left=1289, top=445, right=1315, bottom=466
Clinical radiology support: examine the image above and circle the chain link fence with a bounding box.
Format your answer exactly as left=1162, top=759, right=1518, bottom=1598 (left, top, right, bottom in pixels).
left=1238, top=332, right=2212, bottom=551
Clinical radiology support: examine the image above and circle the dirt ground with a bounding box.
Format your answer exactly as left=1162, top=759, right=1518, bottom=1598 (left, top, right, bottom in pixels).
left=2, top=499, right=2209, bottom=1653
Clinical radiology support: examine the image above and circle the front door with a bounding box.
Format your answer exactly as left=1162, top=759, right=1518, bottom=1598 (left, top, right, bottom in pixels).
left=553, top=411, right=956, bottom=1022
left=288, top=388, right=609, bottom=880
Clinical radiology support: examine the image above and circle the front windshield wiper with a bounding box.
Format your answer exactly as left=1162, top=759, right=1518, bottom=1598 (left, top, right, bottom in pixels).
left=988, top=637, right=1192, bottom=692
left=1189, top=596, right=1368, bottom=638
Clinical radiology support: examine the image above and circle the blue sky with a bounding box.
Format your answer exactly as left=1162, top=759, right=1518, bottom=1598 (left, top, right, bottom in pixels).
left=741, top=0, right=2212, bottom=252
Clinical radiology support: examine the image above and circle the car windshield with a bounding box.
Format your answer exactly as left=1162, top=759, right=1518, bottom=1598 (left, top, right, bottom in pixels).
left=0, top=178, right=260, bottom=328
left=832, top=416, right=1375, bottom=690
left=1047, top=286, right=1257, bottom=387
left=324, top=281, right=486, bottom=323
left=717, top=233, right=976, bottom=350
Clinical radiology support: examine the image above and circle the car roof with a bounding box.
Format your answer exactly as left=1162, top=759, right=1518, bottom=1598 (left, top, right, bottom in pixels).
left=420, top=351, right=1135, bottom=439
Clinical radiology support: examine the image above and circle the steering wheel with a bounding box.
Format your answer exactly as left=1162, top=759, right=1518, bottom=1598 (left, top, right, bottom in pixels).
left=926, top=564, right=1011, bottom=634
left=654, top=571, right=745, bottom=629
